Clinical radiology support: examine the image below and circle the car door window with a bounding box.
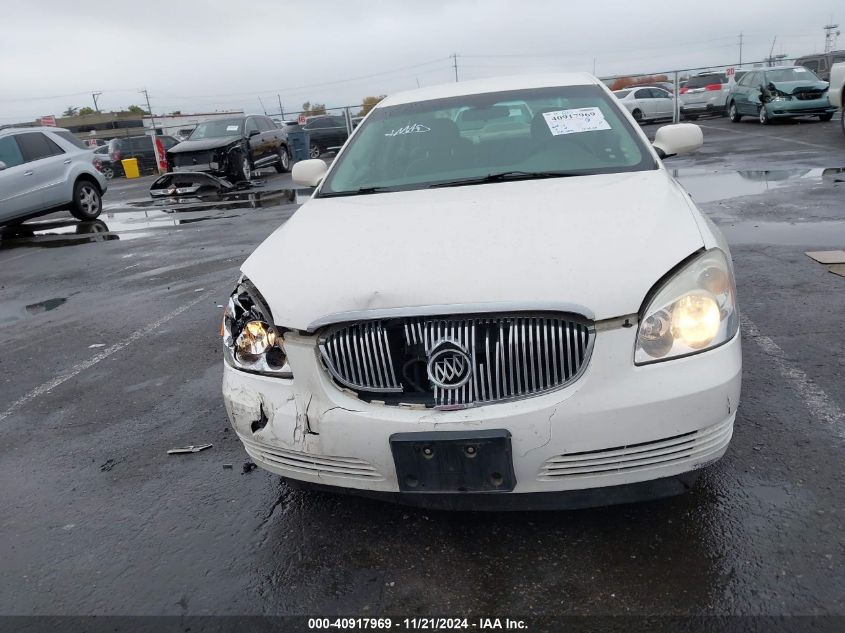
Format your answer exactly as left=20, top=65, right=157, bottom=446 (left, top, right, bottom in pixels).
left=245, top=118, right=259, bottom=135
left=15, top=132, right=64, bottom=163
left=0, top=136, right=25, bottom=168
left=256, top=117, right=273, bottom=132
left=634, top=89, right=651, bottom=99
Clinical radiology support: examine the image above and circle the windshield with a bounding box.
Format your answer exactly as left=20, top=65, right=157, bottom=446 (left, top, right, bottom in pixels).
left=189, top=118, right=243, bottom=139
left=319, top=85, right=655, bottom=196
left=766, top=67, right=820, bottom=82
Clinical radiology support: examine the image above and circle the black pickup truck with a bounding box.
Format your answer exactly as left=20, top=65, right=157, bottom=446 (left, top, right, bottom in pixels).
left=166, top=115, right=291, bottom=181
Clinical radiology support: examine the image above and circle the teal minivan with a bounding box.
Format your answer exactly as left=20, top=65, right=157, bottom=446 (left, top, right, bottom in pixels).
left=727, top=65, right=836, bottom=124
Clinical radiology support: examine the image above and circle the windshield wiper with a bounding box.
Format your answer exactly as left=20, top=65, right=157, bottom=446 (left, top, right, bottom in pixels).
left=318, top=186, right=395, bottom=198
left=429, top=171, right=580, bottom=189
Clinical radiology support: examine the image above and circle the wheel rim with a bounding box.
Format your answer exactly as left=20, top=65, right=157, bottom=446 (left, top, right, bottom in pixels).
left=243, top=158, right=251, bottom=180
left=103, top=167, right=113, bottom=179
left=280, top=149, right=290, bottom=170
left=730, top=104, right=736, bottom=119
left=309, top=144, right=320, bottom=158
left=79, top=185, right=99, bottom=214
left=633, top=111, right=642, bottom=122
left=759, top=107, right=767, bottom=123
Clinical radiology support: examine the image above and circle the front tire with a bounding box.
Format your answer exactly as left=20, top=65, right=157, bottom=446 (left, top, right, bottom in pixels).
left=758, top=105, right=770, bottom=125
left=729, top=101, right=742, bottom=122
left=275, top=146, right=291, bottom=173
left=309, top=142, right=322, bottom=159
left=101, top=165, right=114, bottom=180
left=70, top=180, right=102, bottom=221
left=819, top=112, right=834, bottom=122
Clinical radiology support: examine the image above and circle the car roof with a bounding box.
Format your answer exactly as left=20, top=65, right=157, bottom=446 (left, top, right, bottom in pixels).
left=760, top=65, right=799, bottom=71
left=379, top=73, right=599, bottom=107
left=0, top=126, right=70, bottom=137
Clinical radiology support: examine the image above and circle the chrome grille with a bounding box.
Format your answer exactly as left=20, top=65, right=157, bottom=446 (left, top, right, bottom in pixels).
left=319, top=313, right=593, bottom=408
left=319, top=321, right=401, bottom=393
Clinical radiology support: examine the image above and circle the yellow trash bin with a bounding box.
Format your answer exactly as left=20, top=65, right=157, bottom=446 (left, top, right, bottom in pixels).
left=121, top=158, right=140, bottom=179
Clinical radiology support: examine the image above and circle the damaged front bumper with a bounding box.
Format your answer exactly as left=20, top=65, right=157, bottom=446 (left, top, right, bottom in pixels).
left=222, top=324, right=741, bottom=508
left=150, top=171, right=236, bottom=197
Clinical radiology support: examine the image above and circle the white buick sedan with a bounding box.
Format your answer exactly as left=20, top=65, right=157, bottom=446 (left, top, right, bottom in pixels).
left=222, top=74, right=741, bottom=510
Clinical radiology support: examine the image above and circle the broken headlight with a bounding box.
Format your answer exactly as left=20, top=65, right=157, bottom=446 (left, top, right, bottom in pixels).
left=223, top=278, right=292, bottom=377
left=635, top=249, right=738, bottom=365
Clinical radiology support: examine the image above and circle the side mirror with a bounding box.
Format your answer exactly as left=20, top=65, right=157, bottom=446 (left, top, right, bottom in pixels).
left=0, top=161, right=6, bottom=171
left=292, top=159, right=328, bottom=187
left=652, top=123, right=703, bottom=158
left=248, top=129, right=260, bottom=138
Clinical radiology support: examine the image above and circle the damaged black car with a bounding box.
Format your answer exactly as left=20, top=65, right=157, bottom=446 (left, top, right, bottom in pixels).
left=166, top=115, right=291, bottom=181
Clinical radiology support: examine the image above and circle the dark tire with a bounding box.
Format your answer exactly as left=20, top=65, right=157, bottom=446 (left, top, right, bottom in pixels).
left=684, top=114, right=699, bottom=121
left=275, top=145, right=291, bottom=173
left=729, top=101, right=742, bottom=122
left=229, top=150, right=252, bottom=182
left=758, top=105, right=770, bottom=125
left=632, top=109, right=643, bottom=123
left=819, top=113, right=834, bottom=122
left=70, top=179, right=102, bottom=221
left=309, top=142, right=322, bottom=159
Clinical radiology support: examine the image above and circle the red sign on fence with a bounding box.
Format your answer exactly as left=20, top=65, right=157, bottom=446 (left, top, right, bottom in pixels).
left=40, top=115, right=56, bottom=126
left=297, top=114, right=307, bottom=125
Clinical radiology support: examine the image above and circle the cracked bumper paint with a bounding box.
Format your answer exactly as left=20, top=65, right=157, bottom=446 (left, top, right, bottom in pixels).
left=222, top=327, right=741, bottom=496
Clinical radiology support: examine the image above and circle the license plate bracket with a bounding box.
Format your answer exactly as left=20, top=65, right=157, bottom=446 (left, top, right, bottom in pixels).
left=390, top=430, right=516, bottom=493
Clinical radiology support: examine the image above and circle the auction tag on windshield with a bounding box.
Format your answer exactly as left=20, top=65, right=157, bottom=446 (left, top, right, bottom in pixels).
left=794, top=67, right=808, bottom=73
left=543, top=107, right=611, bottom=135
left=226, top=125, right=239, bottom=131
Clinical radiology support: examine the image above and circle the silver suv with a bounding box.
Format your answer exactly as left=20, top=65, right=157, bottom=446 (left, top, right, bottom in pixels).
left=679, top=72, right=730, bottom=119
left=0, top=127, right=107, bottom=227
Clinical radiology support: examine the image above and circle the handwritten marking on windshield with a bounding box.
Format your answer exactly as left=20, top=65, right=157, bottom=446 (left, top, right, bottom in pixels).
left=385, top=123, right=431, bottom=137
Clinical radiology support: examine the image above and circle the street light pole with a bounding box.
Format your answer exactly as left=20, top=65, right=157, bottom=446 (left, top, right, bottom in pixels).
left=92, top=92, right=102, bottom=113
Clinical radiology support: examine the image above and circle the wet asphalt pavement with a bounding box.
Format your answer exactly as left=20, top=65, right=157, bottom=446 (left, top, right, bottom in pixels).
left=1, top=117, right=844, bottom=621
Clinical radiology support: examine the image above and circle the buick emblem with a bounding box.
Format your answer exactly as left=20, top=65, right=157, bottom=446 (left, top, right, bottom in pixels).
left=427, top=341, right=472, bottom=389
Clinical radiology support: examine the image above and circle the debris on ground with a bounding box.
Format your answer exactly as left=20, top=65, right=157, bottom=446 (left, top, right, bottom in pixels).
left=242, top=461, right=258, bottom=474
left=829, top=264, right=845, bottom=278
left=223, top=464, right=233, bottom=469
left=100, top=459, right=117, bottom=472
left=167, top=444, right=212, bottom=455
left=805, top=250, right=845, bottom=264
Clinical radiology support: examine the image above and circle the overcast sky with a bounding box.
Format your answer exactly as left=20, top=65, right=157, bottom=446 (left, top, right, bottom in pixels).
left=0, top=0, right=841, bottom=122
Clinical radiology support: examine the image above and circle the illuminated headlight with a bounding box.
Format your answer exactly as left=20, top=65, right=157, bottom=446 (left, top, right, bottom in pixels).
left=635, top=249, right=738, bottom=364
left=222, top=278, right=292, bottom=377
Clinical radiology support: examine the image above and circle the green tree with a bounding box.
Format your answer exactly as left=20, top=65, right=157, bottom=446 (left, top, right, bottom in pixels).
left=78, top=107, right=95, bottom=116
left=62, top=106, right=79, bottom=116
left=126, top=104, right=148, bottom=115
left=357, top=95, right=386, bottom=117
left=301, top=101, right=326, bottom=116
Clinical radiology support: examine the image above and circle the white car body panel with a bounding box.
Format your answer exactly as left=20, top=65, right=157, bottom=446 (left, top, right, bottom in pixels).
left=224, top=73, right=740, bottom=505
left=243, top=170, right=705, bottom=330
left=829, top=62, right=845, bottom=110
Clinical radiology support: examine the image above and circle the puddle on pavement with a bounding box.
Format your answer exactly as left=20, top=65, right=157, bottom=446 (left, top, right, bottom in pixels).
left=25, top=297, right=67, bottom=314
left=719, top=220, right=845, bottom=246
left=0, top=296, right=68, bottom=324
left=673, top=167, right=844, bottom=203
left=0, top=187, right=303, bottom=251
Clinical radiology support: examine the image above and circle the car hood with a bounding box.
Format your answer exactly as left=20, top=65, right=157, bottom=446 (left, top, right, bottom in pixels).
left=242, top=170, right=706, bottom=330
left=769, top=80, right=829, bottom=94
left=167, top=136, right=241, bottom=154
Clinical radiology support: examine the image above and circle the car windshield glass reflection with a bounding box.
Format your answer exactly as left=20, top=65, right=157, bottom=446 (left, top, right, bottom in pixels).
left=320, top=85, right=656, bottom=197
left=189, top=119, right=243, bottom=139
left=766, top=68, right=820, bottom=82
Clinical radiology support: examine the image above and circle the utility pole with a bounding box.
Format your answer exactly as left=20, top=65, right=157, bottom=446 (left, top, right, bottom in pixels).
left=452, top=52, right=459, bottom=82
left=258, top=96, right=268, bottom=115
left=277, top=94, right=284, bottom=118
left=824, top=23, right=840, bottom=53
left=140, top=88, right=162, bottom=173
left=140, top=89, right=155, bottom=130
left=738, top=33, right=743, bottom=66
left=92, top=92, right=102, bottom=113
left=768, top=36, right=777, bottom=65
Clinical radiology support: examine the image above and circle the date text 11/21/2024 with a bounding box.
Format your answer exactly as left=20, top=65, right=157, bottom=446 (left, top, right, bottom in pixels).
left=307, top=617, right=528, bottom=630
